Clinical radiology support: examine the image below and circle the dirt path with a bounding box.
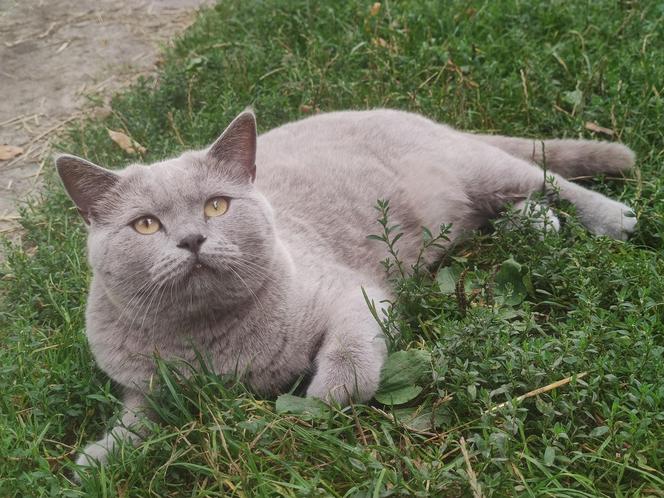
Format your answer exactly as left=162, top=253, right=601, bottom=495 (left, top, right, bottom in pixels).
left=0, top=0, right=214, bottom=246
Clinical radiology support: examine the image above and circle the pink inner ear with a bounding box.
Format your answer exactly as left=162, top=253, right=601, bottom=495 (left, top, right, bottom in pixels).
left=207, top=111, right=257, bottom=182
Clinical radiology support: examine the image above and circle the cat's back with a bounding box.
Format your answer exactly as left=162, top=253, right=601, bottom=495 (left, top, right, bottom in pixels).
left=256, top=109, right=448, bottom=171
left=256, top=109, right=458, bottom=205
left=254, top=109, right=468, bottom=273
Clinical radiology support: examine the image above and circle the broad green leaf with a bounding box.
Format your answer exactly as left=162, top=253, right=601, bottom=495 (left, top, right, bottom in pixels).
left=436, top=265, right=461, bottom=293
left=392, top=407, right=447, bottom=431
left=375, top=350, right=431, bottom=405
left=495, top=258, right=531, bottom=306
left=236, top=419, right=267, bottom=434
left=590, top=426, right=610, bottom=437
left=563, top=89, right=583, bottom=107
left=437, top=264, right=485, bottom=296
left=275, top=394, right=329, bottom=419
left=375, top=385, right=423, bottom=405
left=467, top=384, right=477, bottom=400
left=544, top=446, right=556, bottom=466
left=403, top=409, right=447, bottom=432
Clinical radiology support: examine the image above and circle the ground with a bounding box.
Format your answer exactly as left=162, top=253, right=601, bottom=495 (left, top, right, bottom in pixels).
left=0, top=0, right=213, bottom=243
left=1, top=1, right=662, bottom=496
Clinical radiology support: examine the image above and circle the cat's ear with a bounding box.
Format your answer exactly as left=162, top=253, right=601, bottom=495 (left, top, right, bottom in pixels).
left=207, top=110, right=257, bottom=182
left=55, top=154, right=120, bottom=224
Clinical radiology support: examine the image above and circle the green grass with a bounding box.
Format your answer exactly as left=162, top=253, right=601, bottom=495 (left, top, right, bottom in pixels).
left=1, top=0, right=663, bottom=496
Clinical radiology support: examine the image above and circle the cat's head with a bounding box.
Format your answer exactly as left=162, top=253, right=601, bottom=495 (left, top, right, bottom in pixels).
left=56, top=111, right=276, bottom=318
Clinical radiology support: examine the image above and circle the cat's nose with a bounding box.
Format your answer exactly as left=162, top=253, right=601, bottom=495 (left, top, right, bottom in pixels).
left=177, top=233, right=207, bottom=253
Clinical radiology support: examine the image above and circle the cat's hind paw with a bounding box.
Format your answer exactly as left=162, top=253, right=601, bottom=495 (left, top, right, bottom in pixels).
left=584, top=199, right=637, bottom=241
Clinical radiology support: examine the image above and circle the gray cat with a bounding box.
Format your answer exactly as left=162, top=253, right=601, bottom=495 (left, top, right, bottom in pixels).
left=56, top=109, right=636, bottom=470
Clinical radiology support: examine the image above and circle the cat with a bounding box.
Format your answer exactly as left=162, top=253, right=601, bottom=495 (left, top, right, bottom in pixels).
left=55, top=108, right=636, bottom=471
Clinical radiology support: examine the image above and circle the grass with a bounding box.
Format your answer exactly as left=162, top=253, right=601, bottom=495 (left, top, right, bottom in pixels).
left=1, top=0, right=663, bottom=496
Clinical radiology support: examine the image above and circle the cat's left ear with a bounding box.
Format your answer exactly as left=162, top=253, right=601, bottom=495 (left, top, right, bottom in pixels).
left=207, top=110, right=257, bottom=182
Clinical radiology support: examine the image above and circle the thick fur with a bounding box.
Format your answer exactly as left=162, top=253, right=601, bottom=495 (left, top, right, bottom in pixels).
left=56, top=109, right=636, bottom=471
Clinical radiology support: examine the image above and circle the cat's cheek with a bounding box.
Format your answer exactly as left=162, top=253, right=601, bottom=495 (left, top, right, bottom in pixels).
left=87, top=230, right=112, bottom=273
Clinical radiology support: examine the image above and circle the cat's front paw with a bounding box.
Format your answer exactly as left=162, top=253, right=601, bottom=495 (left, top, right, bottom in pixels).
left=76, top=442, right=111, bottom=466
left=72, top=439, right=113, bottom=481
left=306, top=378, right=353, bottom=406
left=584, top=198, right=637, bottom=241
left=306, top=363, right=381, bottom=406
left=511, top=200, right=561, bottom=236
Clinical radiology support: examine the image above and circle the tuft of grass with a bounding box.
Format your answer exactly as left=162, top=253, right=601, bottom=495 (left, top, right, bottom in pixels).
left=1, top=0, right=663, bottom=496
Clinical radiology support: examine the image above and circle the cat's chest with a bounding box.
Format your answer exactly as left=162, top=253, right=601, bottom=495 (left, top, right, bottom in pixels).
left=170, top=310, right=323, bottom=395
left=87, top=294, right=320, bottom=395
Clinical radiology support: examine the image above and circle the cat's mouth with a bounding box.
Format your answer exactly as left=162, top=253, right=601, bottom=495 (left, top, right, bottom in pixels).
left=177, top=254, right=215, bottom=279
left=189, top=258, right=213, bottom=274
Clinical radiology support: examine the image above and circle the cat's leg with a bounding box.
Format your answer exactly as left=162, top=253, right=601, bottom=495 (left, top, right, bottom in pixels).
left=545, top=174, right=636, bottom=239
left=306, top=285, right=388, bottom=405
left=514, top=175, right=635, bottom=239
left=75, top=388, right=149, bottom=471
left=460, top=150, right=636, bottom=240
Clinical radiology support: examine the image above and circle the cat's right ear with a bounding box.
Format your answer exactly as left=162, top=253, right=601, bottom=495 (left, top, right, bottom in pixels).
left=55, top=154, right=120, bottom=224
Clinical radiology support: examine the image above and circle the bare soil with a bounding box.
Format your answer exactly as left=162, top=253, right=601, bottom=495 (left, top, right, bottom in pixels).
left=0, top=0, right=213, bottom=246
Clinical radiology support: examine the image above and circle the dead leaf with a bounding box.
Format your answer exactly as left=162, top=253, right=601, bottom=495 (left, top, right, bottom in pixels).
left=372, top=37, right=389, bottom=48
left=107, top=129, right=146, bottom=155
left=585, top=121, right=614, bottom=137
left=55, top=41, right=69, bottom=54
left=370, top=2, right=381, bottom=16
left=0, top=145, right=24, bottom=161
left=299, top=104, right=321, bottom=114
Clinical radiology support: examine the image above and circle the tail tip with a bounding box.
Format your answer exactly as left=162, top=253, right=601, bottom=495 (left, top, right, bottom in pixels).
left=606, top=143, right=636, bottom=172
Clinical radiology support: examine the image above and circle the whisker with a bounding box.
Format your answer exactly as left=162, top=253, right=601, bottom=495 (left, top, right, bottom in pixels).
left=115, top=277, right=159, bottom=325
left=149, top=278, right=172, bottom=337
left=151, top=256, right=184, bottom=283
left=226, top=265, right=268, bottom=317
left=229, top=259, right=279, bottom=286
left=122, top=284, right=160, bottom=330
left=101, top=266, right=151, bottom=294
left=138, top=277, right=169, bottom=333
left=204, top=250, right=279, bottom=286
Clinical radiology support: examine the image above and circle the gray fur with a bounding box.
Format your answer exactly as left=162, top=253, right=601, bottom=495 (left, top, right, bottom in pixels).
left=56, top=109, right=636, bottom=470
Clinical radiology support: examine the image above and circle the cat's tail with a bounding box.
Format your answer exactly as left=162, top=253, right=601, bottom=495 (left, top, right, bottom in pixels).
left=468, top=133, right=635, bottom=178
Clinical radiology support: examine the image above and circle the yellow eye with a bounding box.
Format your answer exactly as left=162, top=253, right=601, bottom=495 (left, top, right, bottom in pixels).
left=132, top=216, right=161, bottom=235
left=204, top=196, right=229, bottom=218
